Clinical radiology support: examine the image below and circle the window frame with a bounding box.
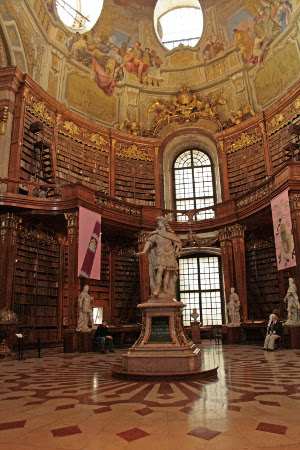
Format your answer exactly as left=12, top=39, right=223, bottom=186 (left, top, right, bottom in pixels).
left=177, top=253, right=225, bottom=327
left=172, top=148, right=217, bottom=221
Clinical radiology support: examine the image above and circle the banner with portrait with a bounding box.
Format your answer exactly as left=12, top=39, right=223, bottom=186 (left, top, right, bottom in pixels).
left=271, top=189, right=296, bottom=270
left=78, top=207, right=101, bottom=280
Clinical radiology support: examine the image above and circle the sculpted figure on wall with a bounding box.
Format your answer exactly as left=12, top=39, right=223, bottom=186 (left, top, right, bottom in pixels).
left=76, top=285, right=95, bottom=332
left=227, top=287, right=241, bottom=326
left=119, top=117, right=142, bottom=135
left=284, top=278, right=300, bottom=325
left=137, top=216, right=182, bottom=298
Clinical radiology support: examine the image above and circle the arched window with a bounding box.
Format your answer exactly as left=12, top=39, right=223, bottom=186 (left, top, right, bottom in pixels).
left=173, top=149, right=215, bottom=222
left=154, top=0, right=203, bottom=50
left=178, top=255, right=224, bottom=326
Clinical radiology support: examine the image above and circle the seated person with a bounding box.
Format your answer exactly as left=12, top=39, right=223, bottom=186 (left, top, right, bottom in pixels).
left=94, top=320, right=114, bottom=353
left=264, top=314, right=283, bottom=351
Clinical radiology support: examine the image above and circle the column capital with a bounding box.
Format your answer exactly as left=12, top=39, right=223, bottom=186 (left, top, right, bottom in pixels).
left=64, top=211, right=79, bottom=227
left=289, top=192, right=300, bottom=212
left=0, top=213, right=22, bottom=229
left=228, top=223, right=246, bottom=238
left=217, top=227, right=231, bottom=241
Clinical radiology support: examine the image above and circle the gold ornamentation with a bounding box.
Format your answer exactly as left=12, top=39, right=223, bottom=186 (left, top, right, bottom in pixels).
left=116, top=144, right=153, bottom=162
left=64, top=211, right=79, bottom=227
left=119, top=117, right=142, bottom=136
left=229, top=132, right=261, bottom=153
left=18, top=224, right=57, bottom=245
left=90, top=133, right=107, bottom=147
left=270, top=113, right=284, bottom=129
left=0, top=107, right=8, bottom=135
left=63, top=121, right=80, bottom=136
left=26, top=97, right=54, bottom=127
left=295, top=96, right=300, bottom=110
left=226, top=104, right=255, bottom=127
left=0, top=213, right=22, bottom=229
left=147, top=85, right=226, bottom=137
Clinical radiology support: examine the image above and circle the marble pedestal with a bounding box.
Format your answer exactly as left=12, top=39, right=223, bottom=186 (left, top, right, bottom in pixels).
left=225, top=325, right=241, bottom=344
left=191, top=321, right=201, bottom=344
left=112, top=296, right=218, bottom=380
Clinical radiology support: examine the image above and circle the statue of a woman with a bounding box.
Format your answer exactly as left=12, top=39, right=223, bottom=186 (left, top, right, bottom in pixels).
left=76, top=285, right=94, bottom=331
left=137, top=216, right=182, bottom=297
left=284, top=278, right=300, bottom=324
left=227, top=287, right=241, bottom=326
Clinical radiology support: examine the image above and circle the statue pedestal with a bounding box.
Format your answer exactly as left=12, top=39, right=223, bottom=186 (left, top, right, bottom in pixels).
left=225, top=325, right=241, bottom=344
left=289, top=325, right=300, bottom=349
left=112, top=297, right=218, bottom=380
left=191, top=322, right=201, bottom=344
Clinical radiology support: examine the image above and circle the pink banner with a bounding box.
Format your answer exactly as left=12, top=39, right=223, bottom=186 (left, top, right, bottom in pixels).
left=78, top=207, right=101, bottom=280
left=271, top=189, right=296, bottom=270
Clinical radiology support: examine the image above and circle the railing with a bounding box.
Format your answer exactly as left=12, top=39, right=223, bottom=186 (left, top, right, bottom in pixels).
left=0, top=162, right=296, bottom=222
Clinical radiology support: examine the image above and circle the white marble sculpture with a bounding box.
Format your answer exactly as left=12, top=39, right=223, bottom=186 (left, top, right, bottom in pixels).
left=284, top=278, right=300, bottom=325
left=227, top=287, right=241, bottom=327
left=191, top=308, right=199, bottom=322
left=136, top=216, right=182, bottom=297
left=76, top=285, right=95, bottom=332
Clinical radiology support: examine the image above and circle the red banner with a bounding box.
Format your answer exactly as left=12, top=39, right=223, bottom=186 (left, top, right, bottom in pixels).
left=78, top=207, right=101, bottom=280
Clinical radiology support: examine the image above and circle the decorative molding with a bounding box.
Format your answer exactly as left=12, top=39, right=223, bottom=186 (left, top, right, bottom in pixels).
left=0, top=106, right=9, bottom=135
left=228, top=131, right=262, bottom=154
left=18, top=224, right=58, bottom=245
left=64, top=211, right=79, bottom=227
left=228, top=223, right=246, bottom=238
left=25, top=96, right=54, bottom=127
left=236, top=181, right=274, bottom=209
left=95, top=196, right=142, bottom=217
left=116, top=144, right=153, bottom=162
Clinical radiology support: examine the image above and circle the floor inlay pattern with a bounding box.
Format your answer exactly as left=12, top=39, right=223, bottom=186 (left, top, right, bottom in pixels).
left=0, top=343, right=299, bottom=449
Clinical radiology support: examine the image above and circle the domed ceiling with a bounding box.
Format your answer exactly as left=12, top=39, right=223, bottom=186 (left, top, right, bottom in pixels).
left=0, top=0, right=299, bottom=128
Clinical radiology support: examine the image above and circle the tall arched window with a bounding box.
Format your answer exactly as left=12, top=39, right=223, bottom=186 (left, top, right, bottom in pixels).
left=178, top=255, right=224, bottom=326
left=173, top=149, right=215, bottom=222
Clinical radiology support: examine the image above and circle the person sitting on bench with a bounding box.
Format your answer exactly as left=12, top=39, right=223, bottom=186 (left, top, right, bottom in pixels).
left=264, top=314, right=283, bottom=351
left=95, top=321, right=115, bottom=353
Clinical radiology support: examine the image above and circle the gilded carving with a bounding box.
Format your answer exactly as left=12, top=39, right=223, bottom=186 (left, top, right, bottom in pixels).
left=95, top=195, right=142, bottom=217
left=63, top=121, right=80, bottom=136
left=0, top=106, right=8, bottom=135
left=18, top=224, right=57, bottom=245
left=0, top=213, right=22, bottom=230
left=26, top=97, right=54, bottom=127
left=228, top=132, right=261, bottom=153
left=64, top=211, right=79, bottom=227
left=182, top=231, right=218, bottom=247
left=116, top=144, right=153, bottom=162
left=119, top=117, right=142, bottom=136
left=147, top=85, right=226, bottom=137
left=226, top=104, right=255, bottom=127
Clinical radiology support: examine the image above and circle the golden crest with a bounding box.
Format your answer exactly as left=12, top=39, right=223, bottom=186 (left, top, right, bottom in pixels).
left=229, top=132, right=261, bottom=153
left=63, top=121, right=80, bottom=136
left=90, top=133, right=107, bottom=147
left=116, top=144, right=153, bottom=162
left=26, top=97, right=54, bottom=127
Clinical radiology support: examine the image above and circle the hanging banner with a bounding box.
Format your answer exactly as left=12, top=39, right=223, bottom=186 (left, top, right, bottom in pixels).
left=271, top=189, right=296, bottom=270
left=78, top=207, right=101, bottom=280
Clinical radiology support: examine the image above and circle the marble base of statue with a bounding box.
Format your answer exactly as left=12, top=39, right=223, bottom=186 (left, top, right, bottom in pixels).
left=112, top=294, right=218, bottom=380
left=284, top=323, right=300, bottom=349
left=191, top=321, right=201, bottom=344
left=225, top=324, right=241, bottom=344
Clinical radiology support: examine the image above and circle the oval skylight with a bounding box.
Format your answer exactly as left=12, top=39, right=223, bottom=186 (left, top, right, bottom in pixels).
left=154, top=0, right=203, bottom=50
left=55, top=0, right=104, bottom=33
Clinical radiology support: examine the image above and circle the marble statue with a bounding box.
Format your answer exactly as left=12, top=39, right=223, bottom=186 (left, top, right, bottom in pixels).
left=76, top=285, right=94, bottom=332
left=137, top=216, right=182, bottom=297
left=191, top=308, right=199, bottom=322
left=227, top=287, right=241, bottom=326
left=284, top=278, right=300, bottom=325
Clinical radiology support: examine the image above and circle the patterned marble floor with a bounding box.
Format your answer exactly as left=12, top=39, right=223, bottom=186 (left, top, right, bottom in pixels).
left=0, top=343, right=300, bottom=449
